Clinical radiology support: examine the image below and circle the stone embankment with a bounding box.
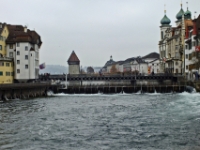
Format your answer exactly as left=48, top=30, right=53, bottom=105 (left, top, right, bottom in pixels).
left=0, top=83, right=59, bottom=101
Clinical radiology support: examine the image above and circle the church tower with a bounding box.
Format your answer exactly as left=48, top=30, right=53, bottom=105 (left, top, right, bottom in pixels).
left=67, top=51, right=80, bottom=74
left=160, top=8, right=171, bottom=40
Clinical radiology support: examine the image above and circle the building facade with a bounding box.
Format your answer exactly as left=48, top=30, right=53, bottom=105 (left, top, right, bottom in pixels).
left=5, top=25, right=42, bottom=82
left=0, top=23, right=14, bottom=83
left=158, top=4, right=198, bottom=75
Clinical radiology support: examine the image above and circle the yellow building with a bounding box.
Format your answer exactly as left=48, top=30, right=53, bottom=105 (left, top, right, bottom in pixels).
left=0, top=23, right=14, bottom=84
left=0, top=23, right=9, bottom=57
left=0, top=57, right=14, bottom=83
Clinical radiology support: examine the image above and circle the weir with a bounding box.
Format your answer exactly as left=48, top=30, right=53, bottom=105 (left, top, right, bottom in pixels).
left=46, top=74, right=189, bottom=94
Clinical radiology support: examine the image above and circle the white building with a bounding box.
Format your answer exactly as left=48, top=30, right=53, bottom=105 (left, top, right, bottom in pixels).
left=6, top=25, right=42, bottom=82
left=130, top=58, right=148, bottom=74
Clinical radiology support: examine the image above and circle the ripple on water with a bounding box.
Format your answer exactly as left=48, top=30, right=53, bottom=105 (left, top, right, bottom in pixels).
left=0, top=93, right=200, bottom=149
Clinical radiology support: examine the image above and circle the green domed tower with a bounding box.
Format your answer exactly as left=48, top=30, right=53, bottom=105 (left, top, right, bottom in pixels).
left=160, top=10, right=171, bottom=40
left=160, top=12, right=171, bottom=26
left=184, top=7, right=192, bottom=19
left=176, top=4, right=185, bottom=21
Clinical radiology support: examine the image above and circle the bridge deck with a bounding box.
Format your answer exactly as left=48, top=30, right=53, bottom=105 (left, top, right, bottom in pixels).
left=39, top=74, right=183, bottom=81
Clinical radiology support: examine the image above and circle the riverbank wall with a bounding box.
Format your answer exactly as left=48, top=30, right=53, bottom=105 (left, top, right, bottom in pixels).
left=0, top=83, right=59, bottom=101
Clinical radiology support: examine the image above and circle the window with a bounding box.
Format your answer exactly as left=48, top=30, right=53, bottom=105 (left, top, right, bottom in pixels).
left=17, top=51, right=20, bottom=55
left=17, top=43, right=20, bottom=47
left=186, top=54, right=188, bottom=59
left=0, top=62, right=4, bottom=66
left=9, top=52, right=13, bottom=57
left=0, top=71, right=3, bottom=76
left=0, top=36, right=3, bottom=41
left=186, top=65, right=188, bottom=69
left=25, top=65, right=28, bottom=69
left=11, top=72, right=14, bottom=76
left=161, top=31, right=164, bottom=39
left=25, top=46, right=28, bottom=50
left=17, top=60, right=20, bottom=64
left=175, top=61, right=178, bottom=65
left=6, top=72, right=10, bottom=76
left=10, top=44, right=13, bottom=49
left=6, top=63, right=10, bottom=67
left=185, top=45, right=188, bottom=49
left=25, top=55, right=28, bottom=59
left=17, top=69, right=20, bottom=73
left=0, top=45, right=2, bottom=50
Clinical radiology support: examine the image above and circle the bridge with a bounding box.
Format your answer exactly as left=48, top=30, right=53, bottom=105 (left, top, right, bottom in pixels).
left=39, top=74, right=182, bottom=82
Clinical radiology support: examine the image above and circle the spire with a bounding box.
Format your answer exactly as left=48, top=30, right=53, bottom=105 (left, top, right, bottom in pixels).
left=176, top=2, right=185, bottom=20
left=160, top=4, right=171, bottom=26
left=184, top=2, right=192, bottom=19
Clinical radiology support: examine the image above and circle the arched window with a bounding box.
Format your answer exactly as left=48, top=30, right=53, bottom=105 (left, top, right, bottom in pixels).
left=161, top=31, right=164, bottom=39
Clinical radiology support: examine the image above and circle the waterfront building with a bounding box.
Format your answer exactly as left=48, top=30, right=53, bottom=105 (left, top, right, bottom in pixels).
left=107, top=61, right=124, bottom=73
left=5, top=24, right=42, bottom=82
left=185, top=15, right=200, bottom=80
left=0, top=23, right=14, bottom=83
left=101, top=56, right=115, bottom=73
left=101, top=53, right=160, bottom=75
left=159, top=4, right=195, bottom=74
left=130, top=57, right=148, bottom=74
left=142, top=52, right=160, bottom=74
left=67, top=51, right=80, bottom=74
left=0, top=57, right=13, bottom=83
left=142, top=52, right=160, bottom=63
left=148, top=59, right=160, bottom=74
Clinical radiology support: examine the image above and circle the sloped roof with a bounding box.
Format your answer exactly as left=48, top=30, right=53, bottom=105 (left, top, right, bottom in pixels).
left=0, top=23, right=7, bottom=34
left=5, top=24, right=42, bottom=47
left=142, top=52, right=159, bottom=59
left=68, top=51, right=80, bottom=62
left=149, top=58, right=160, bottom=63
left=107, top=60, right=123, bottom=67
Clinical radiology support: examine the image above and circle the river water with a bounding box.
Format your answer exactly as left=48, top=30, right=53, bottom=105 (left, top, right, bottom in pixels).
left=0, top=92, right=200, bottom=150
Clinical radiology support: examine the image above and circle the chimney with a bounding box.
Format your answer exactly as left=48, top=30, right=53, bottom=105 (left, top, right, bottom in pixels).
left=24, top=25, right=27, bottom=33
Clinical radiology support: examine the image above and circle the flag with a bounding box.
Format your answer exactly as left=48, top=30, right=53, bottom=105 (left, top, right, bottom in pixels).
left=39, top=63, right=46, bottom=69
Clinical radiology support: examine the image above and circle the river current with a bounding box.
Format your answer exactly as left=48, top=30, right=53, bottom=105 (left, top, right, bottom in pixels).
left=0, top=92, right=200, bottom=150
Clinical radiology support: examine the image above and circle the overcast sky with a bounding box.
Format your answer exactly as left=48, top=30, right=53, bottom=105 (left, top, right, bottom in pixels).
left=1, top=0, right=199, bottom=67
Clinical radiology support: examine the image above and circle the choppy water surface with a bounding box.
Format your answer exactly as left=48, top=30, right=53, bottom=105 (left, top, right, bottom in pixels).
left=0, top=92, right=200, bottom=150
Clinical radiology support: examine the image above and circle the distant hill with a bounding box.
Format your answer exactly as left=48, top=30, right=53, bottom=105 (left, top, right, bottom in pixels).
left=39, top=65, right=68, bottom=74
left=39, top=65, right=101, bottom=75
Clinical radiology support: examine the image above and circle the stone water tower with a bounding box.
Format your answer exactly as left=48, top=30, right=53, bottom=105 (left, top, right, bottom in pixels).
left=67, top=51, right=80, bottom=74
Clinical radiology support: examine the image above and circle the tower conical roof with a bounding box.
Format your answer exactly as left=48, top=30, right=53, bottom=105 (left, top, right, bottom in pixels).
left=67, top=51, right=80, bottom=62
